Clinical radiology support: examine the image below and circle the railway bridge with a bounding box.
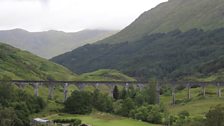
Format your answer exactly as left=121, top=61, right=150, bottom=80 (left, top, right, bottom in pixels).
left=1, top=80, right=223, bottom=105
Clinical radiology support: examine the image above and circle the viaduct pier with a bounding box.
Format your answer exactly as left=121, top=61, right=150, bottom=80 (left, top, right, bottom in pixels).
left=1, top=80, right=223, bottom=104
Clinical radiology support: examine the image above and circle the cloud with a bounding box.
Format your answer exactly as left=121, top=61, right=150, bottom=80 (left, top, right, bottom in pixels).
left=0, top=0, right=167, bottom=32
left=3, top=0, right=49, bottom=7
left=39, top=0, right=50, bottom=7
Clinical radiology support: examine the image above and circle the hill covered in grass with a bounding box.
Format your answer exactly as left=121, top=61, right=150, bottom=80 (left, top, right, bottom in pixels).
left=0, top=42, right=78, bottom=80
left=0, top=43, right=135, bottom=81
left=79, top=69, right=136, bottom=81
left=52, top=28, right=224, bottom=81
left=0, top=29, right=117, bottom=58
left=98, top=0, right=224, bottom=44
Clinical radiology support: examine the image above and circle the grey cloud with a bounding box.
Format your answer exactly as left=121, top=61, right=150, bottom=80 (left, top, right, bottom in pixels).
left=0, top=0, right=167, bottom=32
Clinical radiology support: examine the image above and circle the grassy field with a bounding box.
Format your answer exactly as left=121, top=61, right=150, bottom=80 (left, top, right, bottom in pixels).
left=46, top=113, right=160, bottom=126
left=161, top=85, right=224, bottom=116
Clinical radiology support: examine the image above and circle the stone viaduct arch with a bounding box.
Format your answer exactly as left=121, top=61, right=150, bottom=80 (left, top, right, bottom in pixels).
left=1, top=80, right=223, bottom=104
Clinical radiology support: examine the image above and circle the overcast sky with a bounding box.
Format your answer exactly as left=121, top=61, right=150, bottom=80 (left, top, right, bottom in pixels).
left=0, top=0, right=167, bottom=32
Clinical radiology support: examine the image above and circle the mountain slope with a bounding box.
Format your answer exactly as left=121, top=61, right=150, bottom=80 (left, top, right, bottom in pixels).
left=0, top=29, right=117, bottom=58
left=98, top=0, right=224, bottom=44
left=0, top=42, right=78, bottom=80
left=52, top=28, right=224, bottom=81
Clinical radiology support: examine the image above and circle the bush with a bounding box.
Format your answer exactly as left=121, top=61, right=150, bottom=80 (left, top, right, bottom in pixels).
left=146, top=105, right=163, bottom=124
left=129, top=105, right=149, bottom=121
left=0, top=82, right=46, bottom=126
left=129, top=104, right=165, bottom=124
left=121, top=98, right=135, bottom=116
left=0, top=107, right=22, bottom=126
left=112, top=98, right=136, bottom=117
left=112, top=100, right=123, bottom=114
left=92, top=89, right=113, bottom=113
left=64, top=91, right=93, bottom=114
left=205, top=104, right=224, bottom=126
left=53, top=118, right=81, bottom=126
left=178, top=110, right=190, bottom=119
left=172, top=111, right=191, bottom=126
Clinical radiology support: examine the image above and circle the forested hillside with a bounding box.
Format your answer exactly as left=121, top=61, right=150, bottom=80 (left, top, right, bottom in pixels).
left=52, top=28, right=224, bottom=81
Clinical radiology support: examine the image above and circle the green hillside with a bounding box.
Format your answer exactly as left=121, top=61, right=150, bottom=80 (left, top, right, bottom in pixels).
left=161, top=86, right=224, bottom=116
left=0, top=43, right=135, bottom=81
left=79, top=69, right=136, bottom=81
left=98, top=0, right=224, bottom=44
left=52, top=28, right=224, bottom=81
left=0, top=42, right=78, bottom=80
left=0, top=29, right=117, bottom=58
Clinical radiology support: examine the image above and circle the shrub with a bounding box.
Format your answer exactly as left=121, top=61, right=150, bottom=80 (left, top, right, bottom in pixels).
left=0, top=82, right=46, bottom=126
left=146, top=105, right=163, bottom=124
left=64, top=91, right=93, bottom=114
left=173, top=111, right=191, bottom=126
left=92, top=89, right=113, bottom=113
left=53, top=118, right=81, bottom=126
left=129, top=104, right=164, bottom=124
left=112, top=100, right=123, bottom=114
left=117, top=98, right=135, bottom=116
left=178, top=110, right=190, bottom=119
left=0, top=107, right=22, bottom=126
left=205, top=104, right=224, bottom=126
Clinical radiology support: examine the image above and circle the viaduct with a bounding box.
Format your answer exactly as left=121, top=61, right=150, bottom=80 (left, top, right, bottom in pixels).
left=1, top=80, right=224, bottom=105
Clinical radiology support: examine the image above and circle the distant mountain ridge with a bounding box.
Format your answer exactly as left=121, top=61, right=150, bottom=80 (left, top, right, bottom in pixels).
left=98, top=0, right=224, bottom=44
left=0, top=29, right=117, bottom=58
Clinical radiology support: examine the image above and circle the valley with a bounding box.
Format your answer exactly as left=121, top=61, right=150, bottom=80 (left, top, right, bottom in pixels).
left=6, top=79, right=224, bottom=126
left=1, top=0, right=224, bottom=125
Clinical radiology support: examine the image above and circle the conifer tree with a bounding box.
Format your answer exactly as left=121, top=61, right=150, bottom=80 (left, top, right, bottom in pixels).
left=113, top=85, right=119, bottom=100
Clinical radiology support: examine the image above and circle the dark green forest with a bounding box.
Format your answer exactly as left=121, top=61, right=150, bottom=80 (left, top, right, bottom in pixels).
left=52, top=28, right=224, bottom=81
left=0, top=81, right=46, bottom=126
